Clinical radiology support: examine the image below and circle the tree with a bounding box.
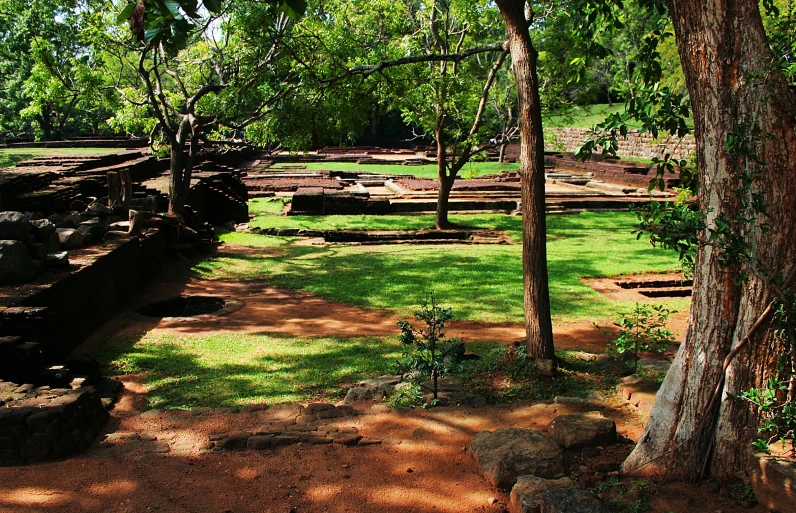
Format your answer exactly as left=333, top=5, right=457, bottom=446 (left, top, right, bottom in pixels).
left=0, top=0, right=110, bottom=140
left=386, top=0, right=510, bottom=229
left=111, top=0, right=305, bottom=215
left=494, top=0, right=555, bottom=360
left=618, top=0, right=796, bottom=482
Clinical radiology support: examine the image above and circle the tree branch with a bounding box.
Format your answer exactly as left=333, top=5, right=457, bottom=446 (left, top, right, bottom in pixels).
left=322, top=42, right=508, bottom=83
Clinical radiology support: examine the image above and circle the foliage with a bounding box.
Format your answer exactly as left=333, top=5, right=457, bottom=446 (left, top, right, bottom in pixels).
left=386, top=382, right=428, bottom=408
left=397, top=293, right=465, bottom=400
left=634, top=188, right=705, bottom=274
left=452, top=344, right=619, bottom=404
left=741, top=292, right=796, bottom=454
left=0, top=0, right=112, bottom=140
left=609, top=303, right=676, bottom=372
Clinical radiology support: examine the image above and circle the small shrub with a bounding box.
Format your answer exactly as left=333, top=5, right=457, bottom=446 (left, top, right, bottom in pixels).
left=610, top=303, right=676, bottom=373
left=387, top=383, right=428, bottom=408
left=397, top=293, right=464, bottom=400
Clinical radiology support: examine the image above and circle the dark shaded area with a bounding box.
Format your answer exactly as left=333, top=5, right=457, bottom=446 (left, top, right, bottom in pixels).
left=137, top=295, right=226, bottom=318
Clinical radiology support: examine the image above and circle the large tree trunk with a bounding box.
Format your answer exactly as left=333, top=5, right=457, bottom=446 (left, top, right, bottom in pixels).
left=495, top=0, right=555, bottom=360
left=622, top=0, right=796, bottom=482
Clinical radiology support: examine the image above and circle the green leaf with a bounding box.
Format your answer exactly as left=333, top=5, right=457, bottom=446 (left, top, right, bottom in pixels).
left=116, top=2, right=136, bottom=24
left=203, top=0, right=223, bottom=14
left=281, top=0, right=307, bottom=19
left=163, top=0, right=185, bottom=20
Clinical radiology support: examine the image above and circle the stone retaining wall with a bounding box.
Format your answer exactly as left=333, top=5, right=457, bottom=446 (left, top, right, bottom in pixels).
left=0, top=230, right=169, bottom=358
left=0, top=384, right=108, bottom=465
left=545, top=128, right=696, bottom=161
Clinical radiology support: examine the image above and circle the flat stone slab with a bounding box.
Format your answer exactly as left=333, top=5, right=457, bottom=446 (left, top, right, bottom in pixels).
left=547, top=412, right=616, bottom=449
left=509, top=476, right=574, bottom=513
left=471, top=428, right=565, bottom=490
left=750, top=453, right=796, bottom=512
left=538, top=489, right=607, bottom=513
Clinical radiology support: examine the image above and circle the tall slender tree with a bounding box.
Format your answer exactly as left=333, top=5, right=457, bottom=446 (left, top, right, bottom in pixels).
left=494, top=0, right=555, bottom=360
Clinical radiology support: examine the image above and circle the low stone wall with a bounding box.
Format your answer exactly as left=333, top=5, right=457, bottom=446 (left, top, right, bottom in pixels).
left=0, top=230, right=169, bottom=358
left=545, top=128, right=696, bottom=161
left=0, top=383, right=108, bottom=465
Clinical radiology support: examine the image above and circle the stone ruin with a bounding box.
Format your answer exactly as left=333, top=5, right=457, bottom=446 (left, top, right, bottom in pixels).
left=0, top=146, right=256, bottom=465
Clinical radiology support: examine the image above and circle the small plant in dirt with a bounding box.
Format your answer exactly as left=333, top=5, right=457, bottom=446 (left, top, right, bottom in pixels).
left=397, top=293, right=464, bottom=402
left=386, top=382, right=427, bottom=408
left=609, top=303, right=676, bottom=373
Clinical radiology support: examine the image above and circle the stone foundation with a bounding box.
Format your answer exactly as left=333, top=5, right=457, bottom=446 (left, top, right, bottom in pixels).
left=0, top=382, right=110, bottom=465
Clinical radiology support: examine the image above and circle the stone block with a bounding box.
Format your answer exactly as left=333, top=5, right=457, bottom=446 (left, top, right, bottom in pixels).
left=547, top=412, right=617, bottom=449
left=0, top=240, right=35, bottom=283
left=471, top=428, right=565, bottom=490
left=537, top=489, right=607, bottom=513
left=750, top=453, right=796, bottom=513
left=509, top=476, right=574, bottom=513
left=56, top=228, right=84, bottom=249
left=0, top=211, right=32, bottom=241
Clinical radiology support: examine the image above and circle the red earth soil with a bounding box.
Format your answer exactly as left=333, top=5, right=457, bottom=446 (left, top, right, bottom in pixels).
left=1, top=272, right=754, bottom=513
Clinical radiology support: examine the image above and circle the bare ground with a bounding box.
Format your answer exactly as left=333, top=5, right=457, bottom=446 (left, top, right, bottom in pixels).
left=1, top=272, right=755, bottom=513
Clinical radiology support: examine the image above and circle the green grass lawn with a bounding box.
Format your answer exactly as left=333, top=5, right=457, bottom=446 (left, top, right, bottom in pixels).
left=298, top=161, right=519, bottom=180
left=98, top=204, right=688, bottom=409
left=0, top=147, right=121, bottom=168
left=202, top=202, right=689, bottom=324
left=95, top=332, right=401, bottom=409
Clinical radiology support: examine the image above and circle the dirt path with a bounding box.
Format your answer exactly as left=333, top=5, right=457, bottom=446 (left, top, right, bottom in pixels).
left=1, top=270, right=722, bottom=513
left=83, top=277, right=688, bottom=354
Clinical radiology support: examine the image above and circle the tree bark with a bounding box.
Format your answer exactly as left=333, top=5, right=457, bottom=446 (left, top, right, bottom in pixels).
left=168, top=144, right=188, bottom=216
left=622, top=0, right=796, bottom=482
left=495, top=0, right=555, bottom=360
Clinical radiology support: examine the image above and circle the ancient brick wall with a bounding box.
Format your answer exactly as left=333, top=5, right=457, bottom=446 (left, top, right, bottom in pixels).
left=0, top=385, right=108, bottom=465
left=545, top=128, right=696, bottom=161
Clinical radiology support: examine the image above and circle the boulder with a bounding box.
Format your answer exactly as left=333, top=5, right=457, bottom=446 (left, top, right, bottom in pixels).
left=548, top=412, right=616, bottom=449
left=78, top=218, right=105, bottom=239
left=0, top=240, right=36, bottom=283
left=537, top=489, right=607, bottom=513
left=45, top=251, right=69, bottom=269
left=0, top=211, right=31, bottom=241
left=30, top=218, right=56, bottom=240
left=56, top=228, right=85, bottom=249
left=509, top=476, right=574, bottom=513
left=471, top=428, right=565, bottom=489
left=750, top=453, right=796, bottom=513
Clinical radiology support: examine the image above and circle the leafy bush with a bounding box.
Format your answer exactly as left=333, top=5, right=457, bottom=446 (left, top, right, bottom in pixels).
left=610, top=303, right=676, bottom=373
left=397, top=293, right=464, bottom=400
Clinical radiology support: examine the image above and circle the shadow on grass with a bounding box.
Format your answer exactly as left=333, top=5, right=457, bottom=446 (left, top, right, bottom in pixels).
left=94, top=331, right=401, bottom=409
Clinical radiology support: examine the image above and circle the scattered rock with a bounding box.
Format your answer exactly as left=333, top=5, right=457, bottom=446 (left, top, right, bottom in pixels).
left=0, top=240, right=36, bottom=283
left=509, top=475, right=574, bottom=513
left=44, top=251, right=69, bottom=268
left=30, top=218, right=56, bottom=239
left=0, top=211, right=32, bottom=241
left=548, top=412, right=617, bottom=449
left=749, top=453, right=796, bottom=512
left=471, top=428, right=565, bottom=489
left=56, top=228, right=85, bottom=249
